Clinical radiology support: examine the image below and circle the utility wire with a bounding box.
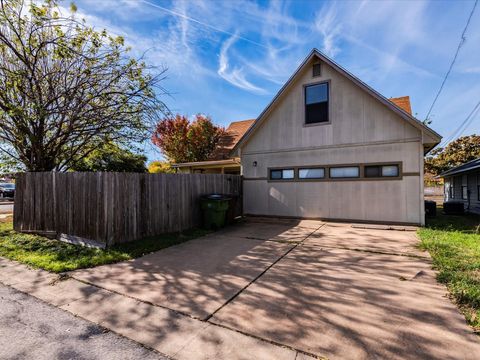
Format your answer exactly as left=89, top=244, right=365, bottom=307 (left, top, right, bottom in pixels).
left=424, top=0, right=478, bottom=123
left=140, top=0, right=480, bottom=146
left=139, top=0, right=271, bottom=50
left=439, top=100, right=480, bottom=147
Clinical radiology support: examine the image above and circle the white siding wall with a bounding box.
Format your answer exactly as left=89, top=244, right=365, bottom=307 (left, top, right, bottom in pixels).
left=445, top=171, right=480, bottom=214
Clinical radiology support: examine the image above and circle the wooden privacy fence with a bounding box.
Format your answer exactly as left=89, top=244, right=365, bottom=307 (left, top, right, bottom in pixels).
left=14, top=172, right=242, bottom=247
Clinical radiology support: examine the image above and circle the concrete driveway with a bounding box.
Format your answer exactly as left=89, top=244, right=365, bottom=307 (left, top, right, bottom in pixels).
left=72, top=219, right=480, bottom=359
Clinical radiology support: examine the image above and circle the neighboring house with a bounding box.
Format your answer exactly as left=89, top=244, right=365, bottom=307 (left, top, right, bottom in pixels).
left=231, top=49, right=441, bottom=225
left=440, top=158, right=480, bottom=214
left=173, top=119, right=254, bottom=175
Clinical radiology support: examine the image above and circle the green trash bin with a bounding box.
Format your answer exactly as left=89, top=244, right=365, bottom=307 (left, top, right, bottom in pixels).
left=200, top=194, right=231, bottom=230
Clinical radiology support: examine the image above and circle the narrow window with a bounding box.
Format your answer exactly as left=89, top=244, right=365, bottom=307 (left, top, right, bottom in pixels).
left=270, top=169, right=294, bottom=180
left=299, top=168, right=325, bottom=179
left=312, top=63, right=321, bottom=77
left=330, top=166, right=359, bottom=178
left=305, top=83, right=329, bottom=124
left=365, top=164, right=399, bottom=178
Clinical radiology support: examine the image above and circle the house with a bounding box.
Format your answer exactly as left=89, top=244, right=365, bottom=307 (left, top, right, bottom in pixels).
left=440, top=158, right=480, bottom=214
left=173, top=119, right=254, bottom=175
left=231, top=49, right=441, bottom=225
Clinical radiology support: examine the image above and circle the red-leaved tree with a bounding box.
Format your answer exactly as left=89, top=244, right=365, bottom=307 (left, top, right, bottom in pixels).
left=152, top=114, right=225, bottom=163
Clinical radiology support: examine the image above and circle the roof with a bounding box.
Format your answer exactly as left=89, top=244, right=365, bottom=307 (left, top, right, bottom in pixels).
left=173, top=119, right=254, bottom=167
left=389, top=96, right=412, bottom=115
left=208, top=119, right=255, bottom=161
left=232, top=49, right=442, bottom=155
left=172, top=158, right=240, bottom=168
left=440, top=158, right=480, bottom=177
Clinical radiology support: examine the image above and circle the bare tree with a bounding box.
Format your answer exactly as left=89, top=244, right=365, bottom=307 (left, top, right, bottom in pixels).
left=0, top=0, right=168, bottom=171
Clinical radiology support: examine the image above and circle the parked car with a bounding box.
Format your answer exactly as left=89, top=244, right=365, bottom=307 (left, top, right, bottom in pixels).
left=0, top=183, right=15, bottom=198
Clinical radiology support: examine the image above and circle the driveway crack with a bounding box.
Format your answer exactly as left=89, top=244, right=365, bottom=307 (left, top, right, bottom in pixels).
left=205, top=223, right=326, bottom=321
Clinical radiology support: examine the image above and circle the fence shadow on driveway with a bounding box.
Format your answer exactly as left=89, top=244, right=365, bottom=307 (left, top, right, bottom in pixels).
left=64, top=221, right=480, bottom=359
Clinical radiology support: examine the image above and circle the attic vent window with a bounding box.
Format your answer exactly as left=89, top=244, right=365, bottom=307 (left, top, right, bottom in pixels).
left=312, top=63, right=321, bottom=77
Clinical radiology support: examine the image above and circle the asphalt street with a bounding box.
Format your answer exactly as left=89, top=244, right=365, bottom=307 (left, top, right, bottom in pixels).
left=0, top=283, right=167, bottom=360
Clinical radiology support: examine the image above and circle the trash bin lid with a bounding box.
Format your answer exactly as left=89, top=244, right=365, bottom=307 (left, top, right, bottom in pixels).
left=203, top=194, right=231, bottom=201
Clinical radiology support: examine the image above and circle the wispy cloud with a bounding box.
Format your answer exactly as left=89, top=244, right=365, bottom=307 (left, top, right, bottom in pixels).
left=71, top=0, right=480, bottom=150
left=314, top=3, right=342, bottom=57
left=461, top=66, right=480, bottom=74
left=343, top=34, right=436, bottom=79
left=218, top=36, right=267, bottom=94
left=139, top=0, right=270, bottom=49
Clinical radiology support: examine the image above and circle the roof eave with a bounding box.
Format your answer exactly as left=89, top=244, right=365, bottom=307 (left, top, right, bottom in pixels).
left=172, top=158, right=240, bottom=168
left=439, top=159, right=480, bottom=177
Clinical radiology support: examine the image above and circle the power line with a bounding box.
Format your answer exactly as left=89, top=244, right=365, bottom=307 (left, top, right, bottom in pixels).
left=138, top=0, right=271, bottom=50
left=439, top=99, right=480, bottom=147
left=424, top=0, right=478, bottom=122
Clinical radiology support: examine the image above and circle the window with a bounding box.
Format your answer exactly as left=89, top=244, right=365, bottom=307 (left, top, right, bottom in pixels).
left=270, top=169, right=294, bottom=180
left=330, top=166, right=359, bottom=178
left=312, top=63, right=321, bottom=77
left=305, top=83, right=329, bottom=124
left=364, top=164, right=399, bottom=178
left=461, top=175, right=468, bottom=200
left=299, top=168, right=325, bottom=179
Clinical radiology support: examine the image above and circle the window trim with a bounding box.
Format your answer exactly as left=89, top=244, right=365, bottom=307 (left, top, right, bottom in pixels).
left=364, top=164, right=400, bottom=179
left=462, top=185, right=468, bottom=200
left=267, top=162, right=403, bottom=182
left=268, top=167, right=295, bottom=181
left=303, top=80, right=331, bottom=127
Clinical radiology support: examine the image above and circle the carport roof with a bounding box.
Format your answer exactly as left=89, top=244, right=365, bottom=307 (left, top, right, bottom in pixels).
left=440, top=157, right=480, bottom=177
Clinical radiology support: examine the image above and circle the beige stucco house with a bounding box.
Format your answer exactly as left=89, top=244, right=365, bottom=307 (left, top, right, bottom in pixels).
left=232, top=49, right=441, bottom=225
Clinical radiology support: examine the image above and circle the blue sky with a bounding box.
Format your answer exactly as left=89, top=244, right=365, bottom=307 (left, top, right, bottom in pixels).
left=72, top=0, right=480, bottom=162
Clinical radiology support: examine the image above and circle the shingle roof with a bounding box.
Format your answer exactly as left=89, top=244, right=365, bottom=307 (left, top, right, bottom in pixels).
left=208, top=119, right=255, bottom=160
left=389, top=96, right=412, bottom=115
left=440, top=158, right=480, bottom=177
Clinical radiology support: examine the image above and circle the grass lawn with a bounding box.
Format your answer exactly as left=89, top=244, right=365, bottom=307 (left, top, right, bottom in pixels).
left=0, top=215, right=209, bottom=273
left=418, top=208, right=480, bottom=332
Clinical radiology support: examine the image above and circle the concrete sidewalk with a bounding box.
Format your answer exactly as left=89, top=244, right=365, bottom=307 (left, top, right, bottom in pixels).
left=0, top=257, right=312, bottom=360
